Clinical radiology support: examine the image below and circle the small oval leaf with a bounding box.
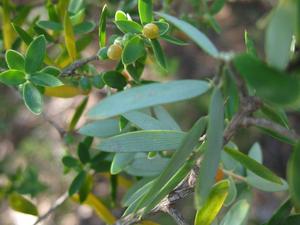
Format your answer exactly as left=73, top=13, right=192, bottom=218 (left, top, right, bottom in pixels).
left=5, top=50, right=25, bottom=70
left=23, top=82, right=43, bottom=115
left=25, top=35, right=46, bottom=73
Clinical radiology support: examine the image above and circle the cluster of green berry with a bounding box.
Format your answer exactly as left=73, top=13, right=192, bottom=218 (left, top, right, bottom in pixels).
left=107, top=23, right=160, bottom=61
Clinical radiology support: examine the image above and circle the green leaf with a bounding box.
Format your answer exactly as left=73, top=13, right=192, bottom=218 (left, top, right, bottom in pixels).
left=13, top=167, right=47, bottom=197
left=5, top=50, right=25, bottom=70
left=221, top=143, right=244, bottom=174
left=0, top=70, right=26, bottom=86
left=153, top=21, right=169, bottom=36
left=220, top=200, right=250, bottom=225
left=287, top=142, right=300, bottom=207
left=161, top=34, right=189, bottom=46
left=195, top=88, right=224, bottom=208
left=282, top=215, right=300, bottom=225
left=30, top=72, right=63, bottom=87
left=150, top=39, right=167, bottom=70
left=70, top=8, right=85, bottom=25
left=135, top=117, right=207, bottom=213
left=37, top=20, right=63, bottom=31
left=8, top=193, right=38, bottom=216
left=33, top=25, right=54, bottom=43
left=126, top=56, right=146, bottom=81
left=23, top=82, right=43, bottom=115
left=122, top=36, right=145, bottom=65
left=79, top=76, right=91, bottom=92
left=41, top=66, right=61, bottom=76
left=74, top=21, right=95, bottom=35
left=194, top=180, right=229, bottom=225
left=156, top=12, right=218, bottom=57
left=69, top=97, right=89, bottom=131
left=233, top=54, right=300, bottom=107
left=123, top=179, right=154, bottom=208
left=224, top=147, right=282, bottom=184
left=97, top=47, right=108, bottom=60
left=68, top=0, right=84, bottom=14
left=97, top=130, right=185, bottom=152
left=64, top=13, right=77, bottom=61
left=111, top=153, right=135, bottom=174
left=209, top=0, right=226, bottom=15
left=122, top=178, right=153, bottom=206
left=102, top=71, right=127, bottom=90
left=12, top=23, right=33, bottom=45
left=77, top=138, right=92, bottom=164
left=115, top=20, right=143, bottom=34
left=265, top=199, right=293, bottom=225
left=62, top=155, right=81, bottom=168
left=79, top=174, right=93, bottom=203
left=205, top=13, right=221, bottom=33
left=25, top=35, right=46, bottom=73
left=138, top=0, right=153, bottom=25
left=224, top=177, right=237, bottom=206
left=115, top=10, right=127, bottom=21
left=265, top=0, right=297, bottom=70
left=88, top=80, right=209, bottom=119
left=92, top=74, right=105, bottom=89
left=79, top=119, right=120, bottom=137
left=244, top=31, right=257, bottom=57
left=123, top=110, right=170, bottom=130
left=260, top=104, right=289, bottom=128
left=153, top=106, right=181, bottom=131
left=142, top=161, right=194, bottom=213
left=98, top=4, right=108, bottom=48
left=69, top=170, right=86, bottom=196
left=246, top=143, right=288, bottom=192
left=223, top=69, right=239, bottom=120
left=125, top=153, right=169, bottom=177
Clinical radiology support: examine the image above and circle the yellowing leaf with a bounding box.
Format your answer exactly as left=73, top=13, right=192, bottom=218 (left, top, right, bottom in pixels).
left=44, top=85, right=87, bottom=98
left=118, top=175, right=133, bottom=189
left=72, top=193, right=116, bottom=225
left=1, top=0, right=15, bottom=49
left=64, top=13, right=77, bottom=62
left=194, top=180, right=229, bottom=225
left=56, top=0, right=70, bottom=20
left=9, top=193, right=38, bottom=216
left=55, top=52, right=73, bottom=68
left=101, top=173, right=133, bottom=189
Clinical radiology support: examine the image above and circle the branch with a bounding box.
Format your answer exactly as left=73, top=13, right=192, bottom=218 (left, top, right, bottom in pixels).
left=60, top=55, right=98, bottom=76
left=241, top=117, right=300, bottom=141
left=224, top=96, right=261, bottom=143
left=42, top=112, right=66, bottom=137
left=33, top=192, right=68, bottom=225
left=161, top=206, right=190, bottom=225
left=223, top=169, right=247, bottom=182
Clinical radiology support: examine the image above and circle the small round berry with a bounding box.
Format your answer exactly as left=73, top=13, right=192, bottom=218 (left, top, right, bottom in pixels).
left=142, top=23, right=160, bottom=39
left=107, top=44, right=123, bottom=60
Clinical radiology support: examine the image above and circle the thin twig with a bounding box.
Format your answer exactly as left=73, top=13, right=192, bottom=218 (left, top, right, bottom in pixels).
left=224, top=96, right=261, bottom=143
left=33, top=192, right=69, bottom=225
left=223, top=169, right=247, bottom=182
left=42, top=112, right=66, bottom=137
left=242, top=117, right=300, bottom=141
left=161, top=206, right=190, bottom=225
left=60, top=55, right=98, bottom=76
